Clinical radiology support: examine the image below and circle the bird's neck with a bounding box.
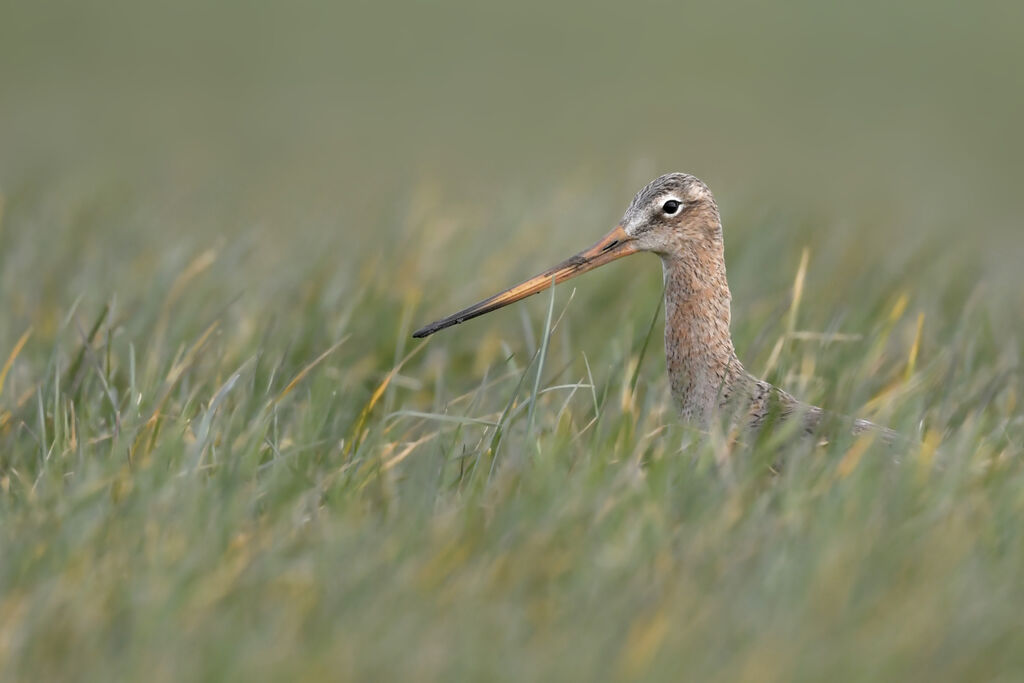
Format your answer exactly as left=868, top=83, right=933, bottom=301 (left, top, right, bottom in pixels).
left=660, top=239, right=747, bottom=423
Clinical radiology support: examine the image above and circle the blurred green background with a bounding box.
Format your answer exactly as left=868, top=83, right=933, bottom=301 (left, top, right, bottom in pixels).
left=1, top=1, right=1023, bottom=681
left=3, top=0, right=1023, bottom=224
left=4, top=0, right=1022, bottom=333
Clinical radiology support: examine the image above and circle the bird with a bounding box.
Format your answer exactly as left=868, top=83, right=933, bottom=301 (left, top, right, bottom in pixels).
left=413, top=173, right=894, bottom=439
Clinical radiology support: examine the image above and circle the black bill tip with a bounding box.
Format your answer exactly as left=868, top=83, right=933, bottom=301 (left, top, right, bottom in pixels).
left=412, top=316, right=464, bottom=338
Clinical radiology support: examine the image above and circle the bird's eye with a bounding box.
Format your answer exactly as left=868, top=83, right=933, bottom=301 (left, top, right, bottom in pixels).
left=662, top=200, right=681, bottom=215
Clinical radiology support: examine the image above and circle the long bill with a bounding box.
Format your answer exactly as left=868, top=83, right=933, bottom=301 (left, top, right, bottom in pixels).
left=413, top=225, right=638, bottom=338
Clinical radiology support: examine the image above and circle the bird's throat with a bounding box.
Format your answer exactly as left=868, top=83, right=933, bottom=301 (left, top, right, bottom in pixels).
left=660, top=250, right=744, bottom=424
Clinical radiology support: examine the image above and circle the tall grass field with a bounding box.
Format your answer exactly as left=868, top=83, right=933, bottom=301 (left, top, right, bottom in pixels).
left=2, top=1, right=1023, bottom=681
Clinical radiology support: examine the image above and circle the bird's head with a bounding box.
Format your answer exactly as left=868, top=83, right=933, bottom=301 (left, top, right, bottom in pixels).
left=620, top=173, right=722, bottom=255
left=412, top=173, right=721, bottom=339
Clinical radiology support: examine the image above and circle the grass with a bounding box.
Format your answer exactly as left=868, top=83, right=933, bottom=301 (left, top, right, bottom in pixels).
left=3, top=0, right=1023, bottom=675
left=0, top=167, right=1020, bottom=682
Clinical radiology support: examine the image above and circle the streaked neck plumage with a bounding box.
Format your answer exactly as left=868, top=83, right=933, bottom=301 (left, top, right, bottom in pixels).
left=657, top=211, right=893, bottom=440
left=658, top=213, right=752, bottom=424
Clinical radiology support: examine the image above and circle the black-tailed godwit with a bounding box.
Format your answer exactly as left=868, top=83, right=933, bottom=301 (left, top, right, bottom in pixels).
left=415, top=173, right=893, bottom=437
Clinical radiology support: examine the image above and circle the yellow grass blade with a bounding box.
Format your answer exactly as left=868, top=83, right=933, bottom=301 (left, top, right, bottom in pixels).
left=345, top=341, right=428, bottom=458
left=166, top=248, right=218, bottom=309
left=837, top=435, right=874, bottom=479
left=0, top=327, right=32, bottom=400
left=787, top=247, right=810, bottom=336
left=618, top=610, right=670, bottom=679
left=146, top=248, right=220, bottom=380
left=917, top=428, right=943, bottom=468
left=905, top=312, right=925, bottom=381
left=131, top=320, right=222, bottom=459
left=272, top=335, right=350, bottom=405
left=382, top=432, right=438, bottom=470
left=889, top=292, right=909, bottom=322
left=163, top=321, right=220, bottom=389
left=760, top=335, right=786, bottom=379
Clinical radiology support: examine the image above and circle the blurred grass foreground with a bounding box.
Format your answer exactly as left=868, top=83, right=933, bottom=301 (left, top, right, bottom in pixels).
left=1, top=1, right=1023, bottom=681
